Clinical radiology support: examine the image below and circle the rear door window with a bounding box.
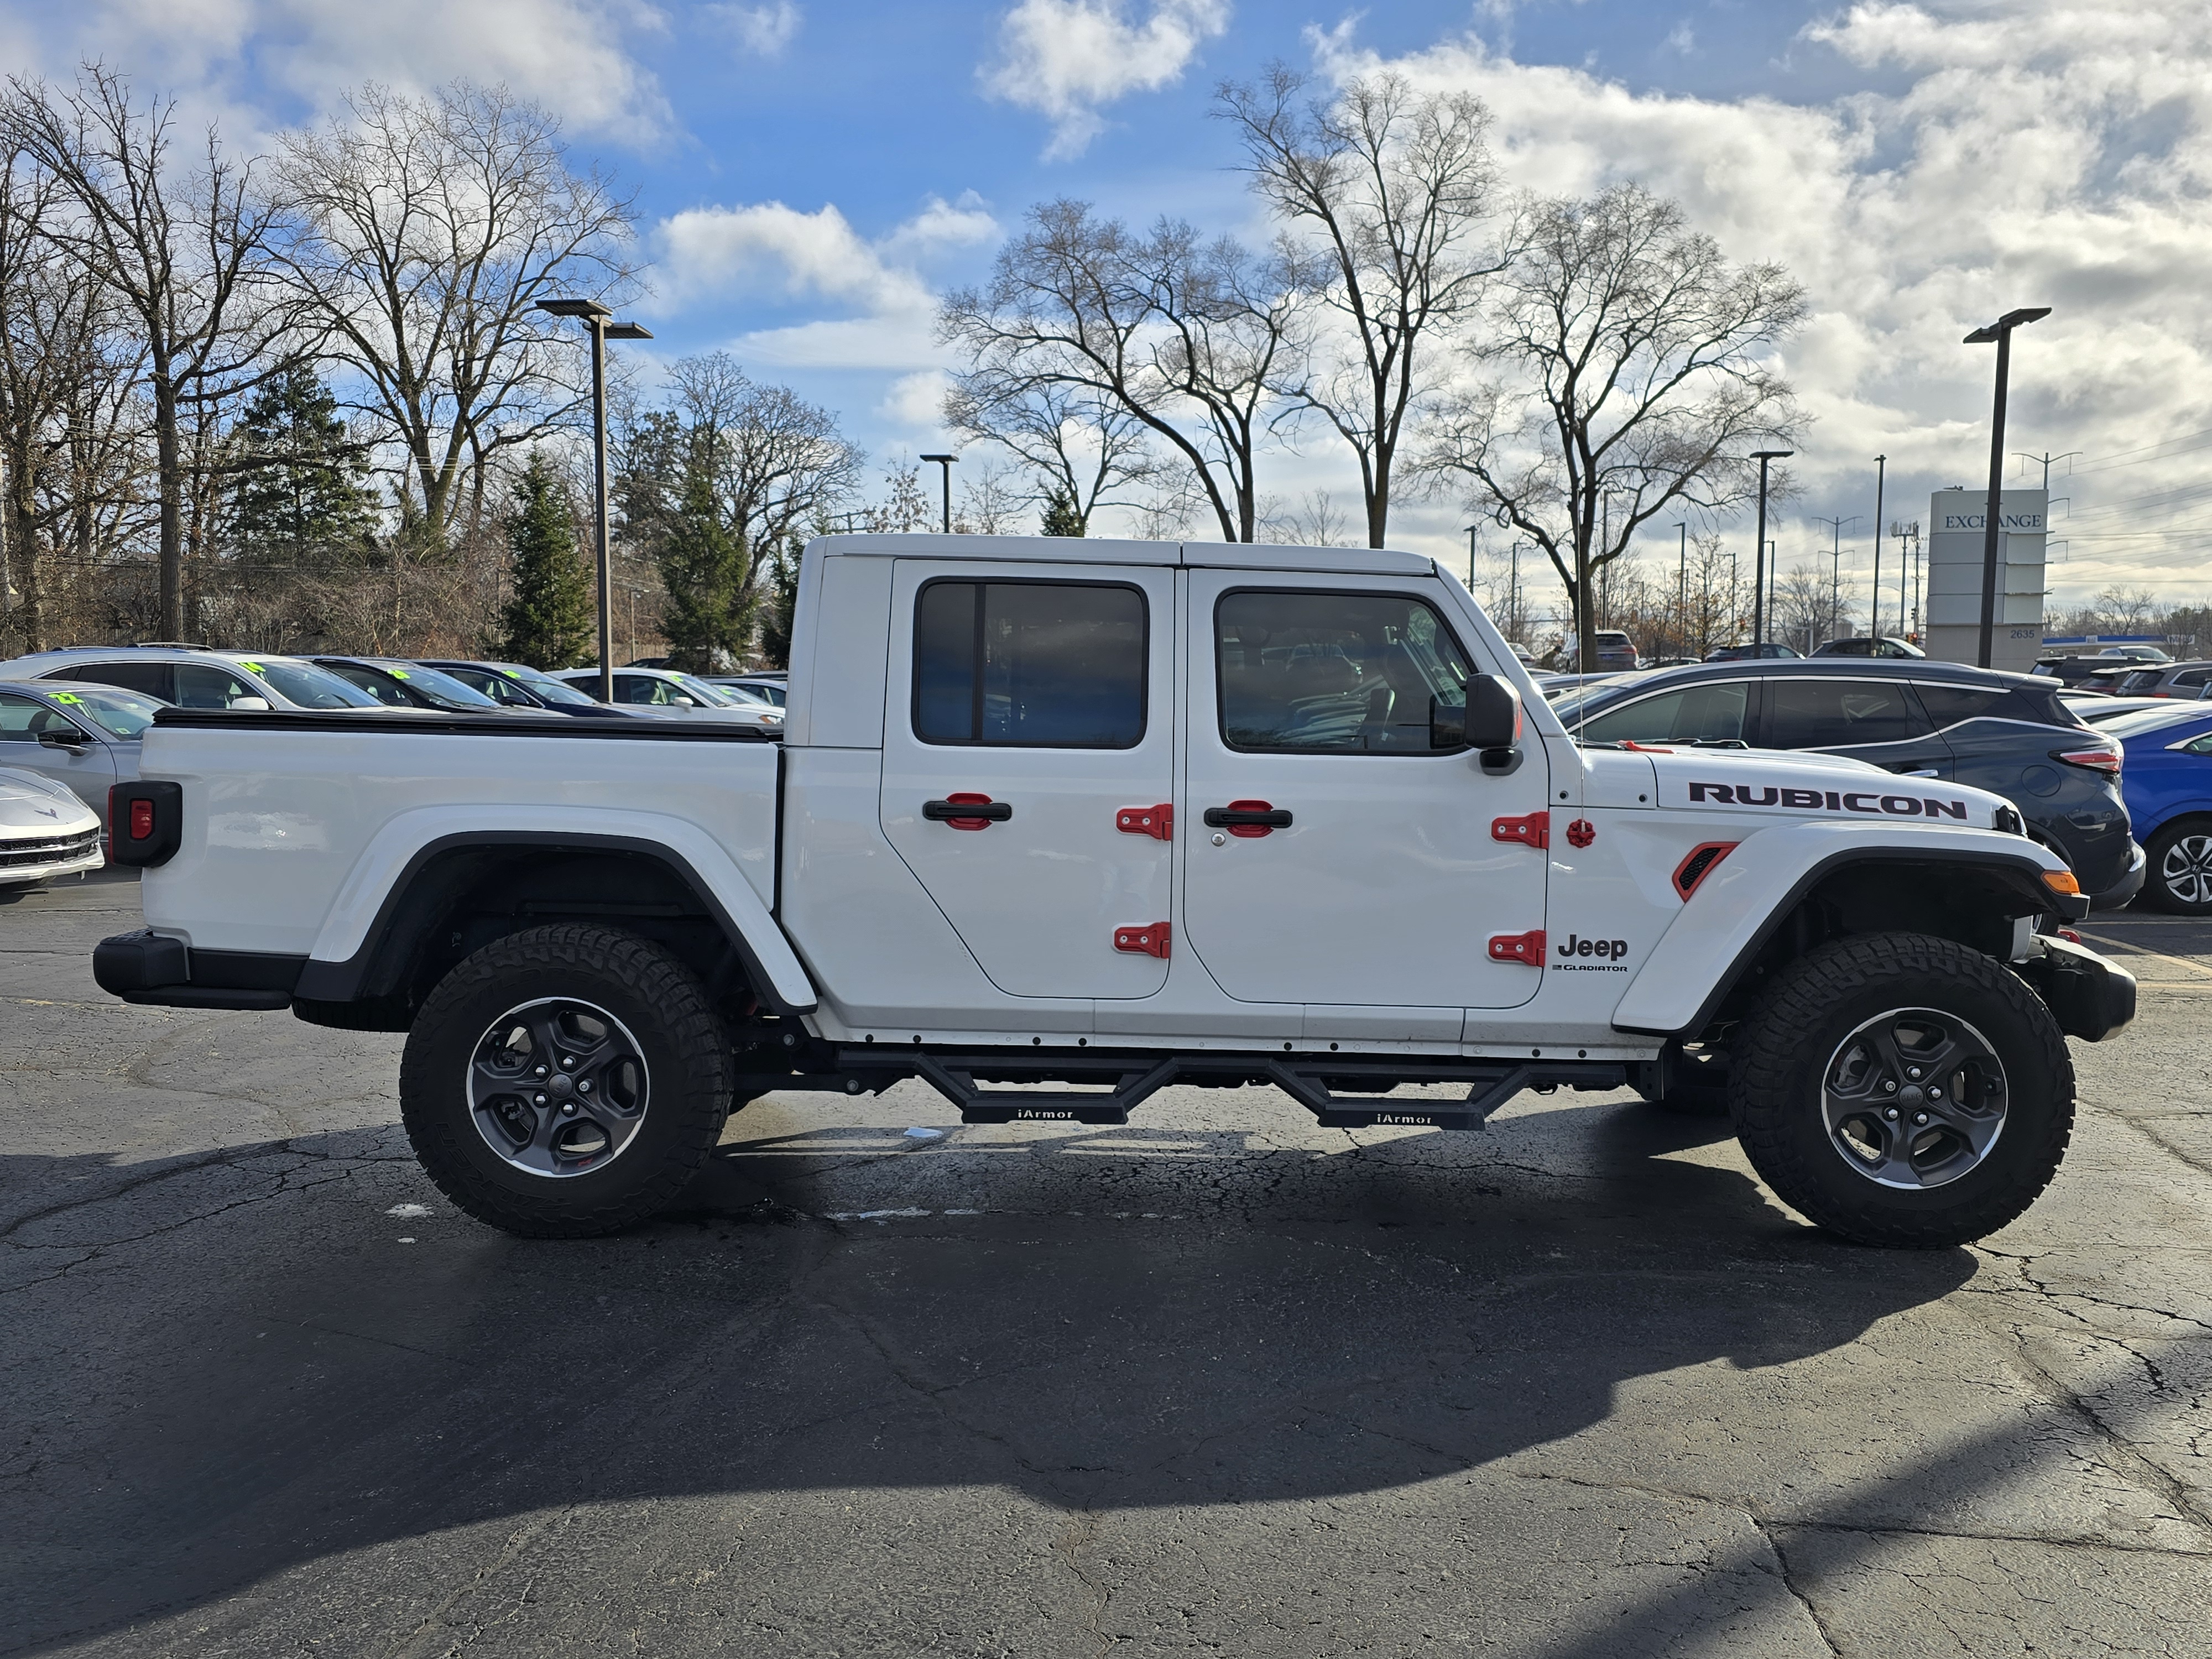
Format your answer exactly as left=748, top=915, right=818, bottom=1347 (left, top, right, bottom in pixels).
left=322, top=662, right=410, bottom=705
left=173, top=664, right=259, bottom=708
left=1916, top=683, right=2063, bottom=729
left=1764, top=679, right=1928, bottom=748
left=916, top=579, right=1146, bottom=748
left=56, top=660, right=172, bottom=700
left=1578, top=680, right=1749, bottom=745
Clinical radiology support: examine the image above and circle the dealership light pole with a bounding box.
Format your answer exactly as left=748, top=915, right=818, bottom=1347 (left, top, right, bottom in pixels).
left=1870, top=454, right=1886, bottom=639
left=1463, top=524, right=1479, bottom=590
left=1749, top=451, right=1792, bottom=649
left=1675, top=522, right=1688, bottom=656
left=536, top=297, right=653, bottom=704
left=1964, top=306, right=2051, bottom=667
left=1814, top=514, right=1860, bottom=647
left=921, top=453, right=958, bottom=533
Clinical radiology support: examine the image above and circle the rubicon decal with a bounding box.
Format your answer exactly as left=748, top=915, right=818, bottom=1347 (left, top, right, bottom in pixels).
left=1687, top=781, right=1970, bottom=820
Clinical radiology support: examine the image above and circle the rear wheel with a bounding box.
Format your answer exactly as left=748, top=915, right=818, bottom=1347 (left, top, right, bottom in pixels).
left=400, top=924, right=734, bottom=1238
left=2145, top=821, right=2212, bottom=915
left=1730, top=932, right=2073, bottom=1247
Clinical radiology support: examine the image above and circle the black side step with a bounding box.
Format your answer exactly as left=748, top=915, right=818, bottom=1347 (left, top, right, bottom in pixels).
left=742, top=1046, right=1632, bottom=1131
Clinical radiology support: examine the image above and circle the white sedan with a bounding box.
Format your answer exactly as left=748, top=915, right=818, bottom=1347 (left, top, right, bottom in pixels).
left=0, top=766, right=103, bottom=888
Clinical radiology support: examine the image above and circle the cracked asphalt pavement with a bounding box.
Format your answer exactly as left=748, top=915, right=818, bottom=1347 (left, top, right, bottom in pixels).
left=6, top=869, right=2212, bottom=1656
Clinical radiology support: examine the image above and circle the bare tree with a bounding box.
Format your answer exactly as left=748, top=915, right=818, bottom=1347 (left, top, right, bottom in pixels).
left=945, top=374, right=1155, bottom=534
left=1422, top=183, right=1806, bottom=670
left=953, top=457, right=1028, bottom=534
left=938, top=201, right=1305, bottom=542
left=274, top=82, right=637, bottom=545
left=1258, top=488, right=1345, bottom=546
left=7, top=65, right=294, bottom=638
left=1217, top=67, right=1508, bottom=547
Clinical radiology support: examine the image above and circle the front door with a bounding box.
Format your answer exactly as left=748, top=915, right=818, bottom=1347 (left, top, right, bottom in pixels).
left=879, top=560, right=1178, bottom=999
left=0, top=692, right=117, bottom=815
left=1180, top=573, right=1550, bottom=1010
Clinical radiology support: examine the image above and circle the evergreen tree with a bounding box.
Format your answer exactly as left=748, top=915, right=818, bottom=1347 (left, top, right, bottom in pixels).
left=657, top=449, right=753, bottom=671
left=495, top=454, right=594, bottom=668
left=1040, top=485, right=1085, bottom=538
left=225, top=363, right=378, bottom=565
left=755, top=539, right=802, bottom=668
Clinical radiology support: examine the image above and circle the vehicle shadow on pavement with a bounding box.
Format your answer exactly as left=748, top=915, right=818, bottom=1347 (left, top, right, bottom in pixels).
left=1, top=1102, right=1976, bottom=1655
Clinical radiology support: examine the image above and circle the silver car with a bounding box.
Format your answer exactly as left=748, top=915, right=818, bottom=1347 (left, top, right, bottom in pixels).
left=552, top=667, right=782, bottom=732
left=0, top=680, right=165, bottom=827
left=0, top=646, right=385, bottom=712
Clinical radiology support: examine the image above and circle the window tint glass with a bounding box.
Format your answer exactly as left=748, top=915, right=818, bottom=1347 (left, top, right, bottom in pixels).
left=1579, top=681, right=1749, bottom=744
left=58, top=660, right=170, bottom=699
left=174, top=663, right=259, bottom=708
left=243, top=660, right=380, bottom=708
left=1215, top=589, right=1472, bottom=753
left=66, top=686, right=159, bottom=737
left=324, top=662, right=410, bottom=705
left=915, top=581, right=1146, bottom=747
left=2176, top=669, right=2212, bottom=688
left=1916, top=683, right=2048, bottom=728
left=2183, top=731, right=2212, bottom=756
left=0, top=692, right=78, bottom=740
left=1765, top=679, right=1926, bottom=749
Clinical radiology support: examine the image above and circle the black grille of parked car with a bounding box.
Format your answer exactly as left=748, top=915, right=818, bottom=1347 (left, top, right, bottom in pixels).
left=0, top=828, right=100, bottom=868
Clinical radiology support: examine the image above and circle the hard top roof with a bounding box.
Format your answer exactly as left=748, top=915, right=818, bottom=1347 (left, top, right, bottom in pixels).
left=807, top=533, right=1435, bottom=578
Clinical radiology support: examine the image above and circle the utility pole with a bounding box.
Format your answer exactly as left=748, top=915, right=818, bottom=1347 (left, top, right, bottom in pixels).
left=1813, top=515, right=1860, bottom=648
left=1463, top=524, right=1479, bottom=592
left=1870, top=455, right=1886, bottom=640
left=1964, top=306, right=2052, bottom=666
left=1676, top=522, right=1688, bottom=659
left=2014, top=448, right=2080, bottom=489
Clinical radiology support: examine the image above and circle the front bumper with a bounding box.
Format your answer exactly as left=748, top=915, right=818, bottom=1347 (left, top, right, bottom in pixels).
left=2086, top=842, right=2147, bottom=913
left=2016, top=935, right=2137, bottom=1042
left=0, top=831, right=104, bottom=885
left=93, top=929, right=301, bottom=1010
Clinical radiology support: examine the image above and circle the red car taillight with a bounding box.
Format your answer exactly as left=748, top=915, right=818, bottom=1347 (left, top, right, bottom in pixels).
left=2053, top=744, right=2121, bottom=775
left=130, top=798, right=154, bottom=839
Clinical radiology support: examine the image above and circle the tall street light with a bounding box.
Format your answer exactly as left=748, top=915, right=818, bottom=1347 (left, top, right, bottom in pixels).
left=1749, top=450, right=1792, bottom=649
left=536, top=296, right=653, bottom=705
left=1964, top=306, right=2051, bottom=667
left=1870, top=454, right=1886, bottom=640
left=921, top=452, right=958, bottom=533
left=1675, top=522, right=1688, bottom=657
left=1463, top=524, right=1479, bottom=591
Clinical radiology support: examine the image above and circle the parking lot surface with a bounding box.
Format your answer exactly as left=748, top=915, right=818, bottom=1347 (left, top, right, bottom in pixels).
left=6, top=870, right=2212, bottom=1657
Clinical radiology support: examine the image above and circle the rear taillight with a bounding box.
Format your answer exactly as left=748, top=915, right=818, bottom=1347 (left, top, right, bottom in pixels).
left=2053, top=744, right=2121, bottom=775
left=108, top=781, right=182, bottom=867
left=130, top=798, right=154, bottom=839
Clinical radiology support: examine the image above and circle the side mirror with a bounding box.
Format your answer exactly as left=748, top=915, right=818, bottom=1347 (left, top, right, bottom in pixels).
left=1428, top=696, right=1465, bottom=750
left=231, top=696, right=272, bottom=711
left=36, top=727, right=90, bottom=752
left=1464, top=675, right=1522, bottom=750
left=670, top=695, right=696, bottom=707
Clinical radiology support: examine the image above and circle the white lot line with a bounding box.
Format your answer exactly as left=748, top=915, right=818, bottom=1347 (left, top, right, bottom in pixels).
left=2078, top=928, right=2212, bottom=982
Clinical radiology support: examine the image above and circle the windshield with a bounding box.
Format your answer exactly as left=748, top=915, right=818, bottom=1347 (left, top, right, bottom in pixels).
left=2104, top=705, right=2212, bottom=740
left=242, top=658, right=383, bottom=709
left=670, top=672, right=740, bottom=706
left=55, top=685, right=162, bottom=738
left=378, top=662, right=500, bottom=709
left=502, top=667, right=598, bottom=705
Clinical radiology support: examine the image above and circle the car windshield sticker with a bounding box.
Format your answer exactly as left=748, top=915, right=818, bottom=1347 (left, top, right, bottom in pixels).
left=49, top=692, right=81, bottom=703
left=391, top=669, right=410, bottom=679
left=1687, top=781, right=1970, bottom=819
left=239, top=660, right=264, bottom=672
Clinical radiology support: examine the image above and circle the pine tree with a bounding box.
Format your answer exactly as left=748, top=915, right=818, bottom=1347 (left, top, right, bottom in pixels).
left=495, top=454, right=594, bottom=668
left=225, top=363, right=377, bottom=565
left=755, top=539, right=802, bottom=668
left=1040, top=485, right=1085, bottom=538
left=656, top=451, right=753, bottom=672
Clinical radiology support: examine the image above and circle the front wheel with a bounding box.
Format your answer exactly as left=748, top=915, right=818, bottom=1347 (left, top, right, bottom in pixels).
left=1730, top=932, right=2074, bottom=1248
left=2144, top=821, right=2212, bottom=915
left=400, top=924, right=735, bottom=1238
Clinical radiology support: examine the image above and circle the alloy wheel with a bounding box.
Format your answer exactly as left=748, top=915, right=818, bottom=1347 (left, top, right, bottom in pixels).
left=1820, top=1006, right=2008, bottom=1189
left=467, top=997, right=651, bottom=1178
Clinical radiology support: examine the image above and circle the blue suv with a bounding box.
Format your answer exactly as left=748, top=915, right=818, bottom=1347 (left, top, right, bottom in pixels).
left=1551, top=658, right=2145, bottom=910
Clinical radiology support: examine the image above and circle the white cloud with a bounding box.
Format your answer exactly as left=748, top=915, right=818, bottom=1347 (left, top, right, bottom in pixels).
left=707, top=0, right=800, bottom=58
left=1313, top=1, right=2212, bottom=603
left=650, top=195, right=1002, bottom=371
left=981, top=0, right=1230, bottom=160
left=0, top=0, right=672, bottom=145
left=878, top=369, right=953, bottom=432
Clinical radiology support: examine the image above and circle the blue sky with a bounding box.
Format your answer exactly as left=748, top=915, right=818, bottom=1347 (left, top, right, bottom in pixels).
left=7, top=0, right=2210, bottom=615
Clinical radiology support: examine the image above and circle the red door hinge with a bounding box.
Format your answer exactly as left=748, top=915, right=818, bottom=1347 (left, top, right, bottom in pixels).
left=1488, top=929, right=1546, bottom=964
left=1492, top=811, right=1549, bottom=849
left=1113, top=921, right=1171, bottom=958
left=1116, top=803, right=1173, bottom=840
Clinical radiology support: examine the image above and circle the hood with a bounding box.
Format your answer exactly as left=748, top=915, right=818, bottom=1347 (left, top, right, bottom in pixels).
left=0, top=768, right=98, bottom=834
left=1640, top=745, right=2018, bottom=831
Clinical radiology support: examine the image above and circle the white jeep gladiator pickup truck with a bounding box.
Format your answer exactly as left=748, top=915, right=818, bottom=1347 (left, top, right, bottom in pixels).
left=95, top=535, right=2136, bottom=1248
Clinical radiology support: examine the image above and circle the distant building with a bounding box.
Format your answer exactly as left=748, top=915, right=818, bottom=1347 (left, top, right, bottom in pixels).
left=1924, top=489, right=2046, bottom=672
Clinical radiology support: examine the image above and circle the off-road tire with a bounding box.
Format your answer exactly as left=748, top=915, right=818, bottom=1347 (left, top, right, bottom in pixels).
left=1730, top=932, right=2073, bottom=1248
left=2144, top=820, right=2212, bottom=915
left=401, top=924, right=734, bottom=1238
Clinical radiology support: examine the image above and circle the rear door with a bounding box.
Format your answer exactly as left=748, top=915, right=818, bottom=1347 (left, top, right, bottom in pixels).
left=878, top=560, right=1176, bottom=999
left=1180, top=573, right=1548, bottom=1010
left=1758, top=676, right=1952, bottom=777
left=53, top=661, right=174, bottom=701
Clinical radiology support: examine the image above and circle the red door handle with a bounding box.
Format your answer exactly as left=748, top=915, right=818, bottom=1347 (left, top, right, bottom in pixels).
left=923, top=793, right=1011, bottom=830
